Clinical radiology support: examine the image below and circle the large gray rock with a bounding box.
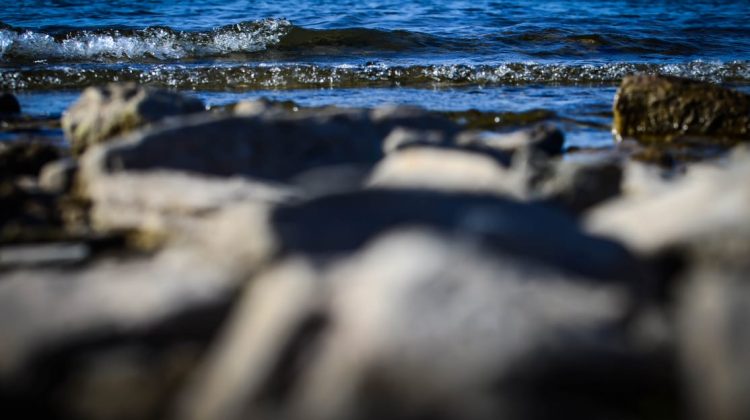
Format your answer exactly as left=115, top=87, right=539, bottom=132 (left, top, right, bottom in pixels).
left=613, top=75, right=750, bottom=144
left=62, top=83, right=205, bottom=155
left=177, top=230, right=673, bottom=420
left=78, top=105, right=465, bottom=183
left=78, top=111, right=380, bottom=182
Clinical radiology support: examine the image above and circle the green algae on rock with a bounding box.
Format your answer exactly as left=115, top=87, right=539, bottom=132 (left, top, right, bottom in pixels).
left=613, top=75, right=750, bottom=144
left=61, top=83, right=205, bottom=155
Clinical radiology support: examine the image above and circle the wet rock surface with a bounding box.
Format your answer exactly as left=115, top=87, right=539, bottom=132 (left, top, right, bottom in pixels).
left=2, top=78, right=750, bottom=420
left=613, top=74, right=750, bottom=143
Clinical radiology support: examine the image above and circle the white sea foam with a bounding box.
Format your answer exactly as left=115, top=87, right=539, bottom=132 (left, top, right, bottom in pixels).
left=0, top=18, right=291, bottom=61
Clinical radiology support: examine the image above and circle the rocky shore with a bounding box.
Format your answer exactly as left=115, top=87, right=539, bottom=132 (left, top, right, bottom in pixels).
left=1, top=76, right=750, bottom=420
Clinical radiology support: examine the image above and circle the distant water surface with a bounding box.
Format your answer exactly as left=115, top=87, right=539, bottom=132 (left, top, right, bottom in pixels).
left=2, top=0, right=749, bottom=147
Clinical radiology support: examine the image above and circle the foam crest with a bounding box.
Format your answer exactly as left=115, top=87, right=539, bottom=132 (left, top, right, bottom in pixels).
left=0, top=19, right=291, bottom=61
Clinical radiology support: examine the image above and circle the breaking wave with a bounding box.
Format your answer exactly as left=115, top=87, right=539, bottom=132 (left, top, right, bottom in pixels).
left=0, top=19, right=739, bottom=63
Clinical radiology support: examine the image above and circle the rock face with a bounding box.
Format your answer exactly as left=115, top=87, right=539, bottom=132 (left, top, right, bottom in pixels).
left=178, top=230, right=672, bottom=420
left=61, top=83, right=205, bottom=155
left=613, top=75, right=750, bottom=143
left=0, top=92, right=21, bottom=115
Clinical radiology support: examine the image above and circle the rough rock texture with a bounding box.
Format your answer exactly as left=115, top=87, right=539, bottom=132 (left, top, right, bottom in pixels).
left=61, top=83, right=205, bottom=155
left=177, top=230, right=674, bottom=420
left=0, top=92, right=21, bottom=115
left=613, top=75, right=750, bottom=143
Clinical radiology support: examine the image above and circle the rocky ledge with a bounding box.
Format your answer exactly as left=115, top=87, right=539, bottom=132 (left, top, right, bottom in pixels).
left=0, top=75, right=749, bottom=420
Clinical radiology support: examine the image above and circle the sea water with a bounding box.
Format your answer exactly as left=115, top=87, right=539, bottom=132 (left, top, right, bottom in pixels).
left=2, top=0, right=749, bottom=147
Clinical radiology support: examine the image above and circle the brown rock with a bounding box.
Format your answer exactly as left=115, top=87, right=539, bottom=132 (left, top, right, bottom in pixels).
left=613, top=75, right=750, bottom=144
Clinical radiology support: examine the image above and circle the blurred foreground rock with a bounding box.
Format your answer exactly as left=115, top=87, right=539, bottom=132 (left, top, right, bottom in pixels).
left=178, top=230, right=674, bottom=420
left=6, top=80, right=750, bottom=420
left=586, top=145, right=750, bottom=420
left=62, top=83, right=205, bottom=155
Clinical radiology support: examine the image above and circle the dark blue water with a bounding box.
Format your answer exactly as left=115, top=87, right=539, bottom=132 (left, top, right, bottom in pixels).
left=2, top=0, right=749, bottom=147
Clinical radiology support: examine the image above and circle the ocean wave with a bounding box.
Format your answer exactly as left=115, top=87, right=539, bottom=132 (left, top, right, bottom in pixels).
left=0, top=19, right=292, bottom=61
left=0, top=19, right=728, bottom=63
left=2, top=61, right=748, bottom=91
